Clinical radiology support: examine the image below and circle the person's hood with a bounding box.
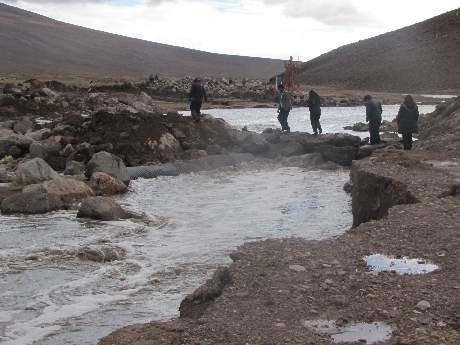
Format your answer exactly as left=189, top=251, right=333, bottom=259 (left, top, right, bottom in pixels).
left=402, top=102, right=417, bottom=110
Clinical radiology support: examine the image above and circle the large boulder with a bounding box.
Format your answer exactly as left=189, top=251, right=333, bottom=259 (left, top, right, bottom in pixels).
left=85, top=151, right=130, bottom=185
left=90, top=172, right=128, bottom=195
left=16, top=158, right=59, bottom=185
left=1, top=191, right=64, bottom=214
left=77, top=196, right=136, bottom=221
left=24, top=177, right=93, bottom=203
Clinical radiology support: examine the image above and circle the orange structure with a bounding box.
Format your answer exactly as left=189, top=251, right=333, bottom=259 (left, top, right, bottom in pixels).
left=283, top=56, right=301, bottom=91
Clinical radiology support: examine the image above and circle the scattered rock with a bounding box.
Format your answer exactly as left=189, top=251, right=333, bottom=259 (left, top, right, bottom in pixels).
left=85, top=151, right=130, bottom=186
left=289, top=265, right=307, bottom=272
left=23, top=177, right=93, bottom=203
left=77, top=245, right=127, bottom=262
left=77, top=196, right=135, bottom=221
left=16, top=158, right=59, bottom=185
left=13, top=118, right=34, bottom=135
left=416, top=301, right=431, bottom=312
left=64, top=160, right=85, bottom=176
left=90, top=172, right=128, bottom=195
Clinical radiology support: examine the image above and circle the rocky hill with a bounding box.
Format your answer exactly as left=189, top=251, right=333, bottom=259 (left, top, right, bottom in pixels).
left=297, top=9, right=460, bottom=92
left=0, top=3, right=283, bottom=80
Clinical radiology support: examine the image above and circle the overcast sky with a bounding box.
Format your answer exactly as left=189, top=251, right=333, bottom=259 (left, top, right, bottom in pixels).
left=4, top=0, right=459, bottom=61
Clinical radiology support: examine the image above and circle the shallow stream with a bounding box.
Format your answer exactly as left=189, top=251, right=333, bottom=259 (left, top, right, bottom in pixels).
left=0, top=163, right=351, bottom=345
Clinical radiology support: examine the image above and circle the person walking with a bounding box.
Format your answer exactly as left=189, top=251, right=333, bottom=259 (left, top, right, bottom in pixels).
left=307, top=90, right=322, bottom=135
left=277, top=84, right=292, bottom=133
left=364, top=95, right=383, bottom=145
left=396, top=95, right=419, bottom=150
left=188, top=78, right=208, bottom=122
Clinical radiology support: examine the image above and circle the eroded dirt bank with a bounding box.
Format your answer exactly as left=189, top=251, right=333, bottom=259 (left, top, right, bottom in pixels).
left=99, top=100, right=460, bottom=345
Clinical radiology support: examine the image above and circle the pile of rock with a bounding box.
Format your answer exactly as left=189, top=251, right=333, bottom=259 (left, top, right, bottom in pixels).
left=0, top=151, right=132, bottom=218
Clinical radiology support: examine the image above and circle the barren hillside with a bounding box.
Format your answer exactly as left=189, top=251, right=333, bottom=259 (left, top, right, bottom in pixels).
left=298, top=9, right=460, bottom=92
left=0, top=3, right=284, bottom=80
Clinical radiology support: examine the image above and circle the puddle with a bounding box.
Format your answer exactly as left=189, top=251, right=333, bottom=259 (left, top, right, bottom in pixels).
left=305, top=320, right=392, bottom=344
left=332, top=322, right=392, bottom=344
left=364, top=254, right=439, bottom=275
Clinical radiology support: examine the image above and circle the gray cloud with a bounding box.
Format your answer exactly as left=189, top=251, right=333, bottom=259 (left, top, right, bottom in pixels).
left=262, top=0, right=374, bottom=26
left=3, top=0, right=375, bottom=25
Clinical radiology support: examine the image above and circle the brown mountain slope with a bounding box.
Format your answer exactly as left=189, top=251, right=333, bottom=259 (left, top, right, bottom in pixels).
left=298, top=9, right=460, bottom=92
left=0, top=3, right=283, bottom=79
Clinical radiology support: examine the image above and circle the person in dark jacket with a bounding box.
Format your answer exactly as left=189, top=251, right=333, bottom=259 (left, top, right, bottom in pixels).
left=397, top=95, right=419, bottom=150
left=364, top=95, right=383, bottom=145
left=188, top=78, right=208, bottom=122
left=306, top=90, right=322, bottom=135
left=277, top=84, right=292, bottom=133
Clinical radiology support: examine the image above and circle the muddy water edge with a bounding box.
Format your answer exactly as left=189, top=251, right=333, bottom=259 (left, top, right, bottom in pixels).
left=100, top=153, right=460, bottom=345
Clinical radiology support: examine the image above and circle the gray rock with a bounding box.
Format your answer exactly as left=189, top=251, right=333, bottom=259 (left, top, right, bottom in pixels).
left=16, top=158, right=59, bottom=185
left=267, top=141, right=305, bottom=158
left=77, top=196, right=134, bottom=221
left=29, top=142, right=61, bottom=160
left=40, top=88, right=57, bottom=98
left=318, top=145, right=358, bottom=167
left=26, top=128, right=52, bottom=141
left=64, top=160, right=85, bottom=176
left=77, top=245, right=126, bottom=262
left=416, top=300, right=431, bottom=311
left=13, top=118, right=34, bottom=135
left=0, top=128, right=32, bottom=158
left=240, top=132, right=269, bottom=154
left=85, top=151, right=130, bottom=185
left=0, top=94, right=15, bottom=107
left=23, top=177, right=93, bottom=203
left=1, top=191, right=64, bottom=214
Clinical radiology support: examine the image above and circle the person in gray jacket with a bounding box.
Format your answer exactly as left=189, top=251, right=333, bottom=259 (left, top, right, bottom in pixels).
left=364, top=95, right=383, bottom=145
left=397, top=95, right=419, bottom=150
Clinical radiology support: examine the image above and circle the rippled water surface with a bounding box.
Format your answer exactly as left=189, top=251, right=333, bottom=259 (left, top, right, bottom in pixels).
left=0, top=164, right=351, bottom=345
left=202, top=104, right=436, bottom=136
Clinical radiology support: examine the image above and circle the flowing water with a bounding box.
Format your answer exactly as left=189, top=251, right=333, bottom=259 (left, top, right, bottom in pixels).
left=1, top=104, right=436, bottom=345
left=0, top=163, right=351, bottom=345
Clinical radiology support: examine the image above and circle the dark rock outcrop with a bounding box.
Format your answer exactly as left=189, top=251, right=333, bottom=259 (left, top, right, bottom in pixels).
left=351, top=160, right=417, bottom=226
left=179, top=267, right=232, bottom=319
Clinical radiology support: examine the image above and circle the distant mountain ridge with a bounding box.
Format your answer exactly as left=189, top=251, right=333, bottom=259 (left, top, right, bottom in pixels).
left=0, top=3, right=284, bottom=79
left=297, top=9, right=460, bottom=92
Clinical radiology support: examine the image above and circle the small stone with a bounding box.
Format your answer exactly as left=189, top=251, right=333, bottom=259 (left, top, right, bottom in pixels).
left=289, top=264, right=306, bottom=272
left=416, top=300, right=431, bottom=311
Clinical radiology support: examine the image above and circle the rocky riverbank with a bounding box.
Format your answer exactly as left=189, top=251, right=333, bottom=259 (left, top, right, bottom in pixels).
left=2, top=77, right=404, bottom=218
left=99, top=99, right=460, bottom=345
